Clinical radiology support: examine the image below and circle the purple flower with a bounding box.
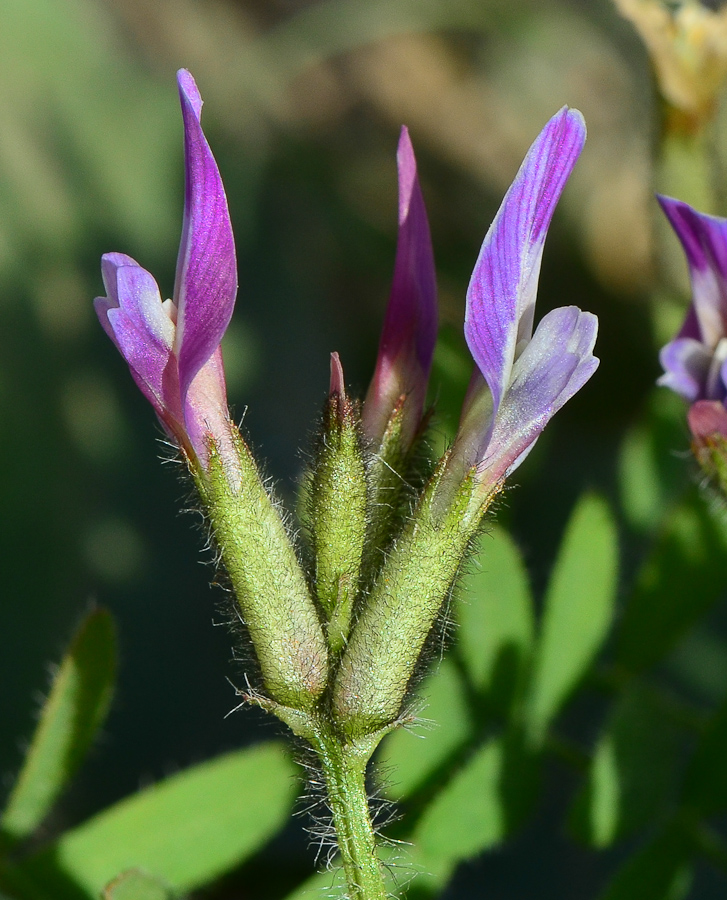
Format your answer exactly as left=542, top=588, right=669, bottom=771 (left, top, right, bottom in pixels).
left=452, top=107, right=599, bottom=488
left=362, top=126, right=437, bottom=451
left=657, top=195, right=727, bottom=439
left=95, top=70, right=238, bottom=471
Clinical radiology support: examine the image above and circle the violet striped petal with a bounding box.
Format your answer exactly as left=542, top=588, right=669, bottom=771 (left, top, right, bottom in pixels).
left=658, top=195, right=727, bottom=348
left=481, top=307, right=598, bottom=482
left=174, top=69, right=237, bottom=406
left=464, top=107, right=586, bottom=442
left=363, top=126, right=437, bottom=447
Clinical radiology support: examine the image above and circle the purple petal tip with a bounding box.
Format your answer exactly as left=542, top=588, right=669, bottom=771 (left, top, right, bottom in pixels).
left=174, top=69, right=237, bottom=405
left=362, top=125, right=437, bottom=448
left=396, top=126, right=417, bottom=226
left=177, top=69, right=203, bottom=119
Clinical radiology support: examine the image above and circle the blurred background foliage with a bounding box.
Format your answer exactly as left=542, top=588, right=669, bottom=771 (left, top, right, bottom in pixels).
left=1, top=0, right=727, bottom=897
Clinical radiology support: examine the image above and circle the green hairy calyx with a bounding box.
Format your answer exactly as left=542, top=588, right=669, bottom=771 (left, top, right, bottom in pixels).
left=193, top=393, right=498, bottom=900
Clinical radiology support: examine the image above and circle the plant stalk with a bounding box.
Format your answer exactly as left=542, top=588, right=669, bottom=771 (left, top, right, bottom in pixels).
left=313, top=728, right=388, bottom=900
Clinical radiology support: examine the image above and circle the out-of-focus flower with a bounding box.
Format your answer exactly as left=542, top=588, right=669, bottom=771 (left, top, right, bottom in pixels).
left=614, top=0, right=727, bottom=128
left=450, top=107, right=599, bottom=493
left=362, top=126, right=437, bottom=453
left=95, top=69, right=237, bottom=472
left=657, top=194, right=727, bottom=439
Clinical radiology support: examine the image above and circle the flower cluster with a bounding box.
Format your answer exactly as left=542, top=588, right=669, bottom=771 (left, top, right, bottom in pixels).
left=96, top=74, right=598, bottom=499
left=95, top=71, right=599, bottom=732
left=93, top=72, right=601, bottom=898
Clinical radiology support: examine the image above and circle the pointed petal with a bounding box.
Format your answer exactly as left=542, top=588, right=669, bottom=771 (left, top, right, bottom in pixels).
left=658, top=195, right=727, bottom=348
left=363, top=126, right=437, bottom=447
left=480, top=307, right=598, bottom=482
left=94, top=254, right=179, bottom=424
left=465, top=107, right=586, bottom=431
left=174, top=69, right=237, bottom=403
left=658, top=336, right=712, bottom=401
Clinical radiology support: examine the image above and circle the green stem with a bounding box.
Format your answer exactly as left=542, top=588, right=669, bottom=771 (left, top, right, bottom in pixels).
left=313, top=728, right=388, bottom=900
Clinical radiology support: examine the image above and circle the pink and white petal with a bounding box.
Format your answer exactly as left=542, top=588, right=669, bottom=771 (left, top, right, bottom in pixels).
left=184, top=347, right=240, bottom=479
left=98, top=254, right=175, bottom=350
left=100, top=252, right=138, bottom=308
left=465, top=107, right=585, bottom=432
left=479, top=306, right=598, bottom=483
left=450, top=367, right=496, bottom=475
left=173, top=69, right=237, bottom=403
left=101, top=305, right=173, bottom=422
left=95, top=261, right=177, bottom=421
left=657, top=337, right=712, bottom=402
left=94, top=294, right=123, bottom=352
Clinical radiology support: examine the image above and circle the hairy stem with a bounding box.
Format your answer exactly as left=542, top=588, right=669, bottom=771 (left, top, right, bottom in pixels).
left=313, top=728, right=388, bottom=900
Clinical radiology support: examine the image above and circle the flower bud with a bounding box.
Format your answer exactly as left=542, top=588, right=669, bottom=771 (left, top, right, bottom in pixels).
left=688, top=399, right=727, bottom=493
left=331, top=460, right=496, bottom=738
left=201, top=431, right=328, bottom=711
left=310, top=354, right=368, bottom=653
left=362, top=127, right=437, bottom=458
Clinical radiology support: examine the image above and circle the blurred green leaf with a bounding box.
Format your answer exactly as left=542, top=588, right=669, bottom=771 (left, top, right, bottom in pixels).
left=457, top=525, right=534, bottom=714
left=379, top=523, right=539, bottom=886
left=380, top=657, right=473, bottom=802
left=599, top=826, right=692, bottom=900
left=617, top=391, right=688, bottom=534
left=683, top=696, right=727, bottom=816
left=0, top=608, right=116, bottom=844
left=413, top=738, right=506, bottom=868
left=525, top=493, right=618, bottom=744
left=18, top=743, right=298, bottom=900
left=281, top=867, right=346, bottom=900
left=429, top=328, right=473, bottom=453
left=619, top=424, right=664, bottom=534
left=570, top=685, right=683, bottom=847
left=0, top=0, right=177, bottom=283
left=101, top=870, right=173, bottom=900
left=617, top=495, right=727, bottom=673
left=410, top=731, right=537, bottom=876
left=668, top=626, right=727, bottom=704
